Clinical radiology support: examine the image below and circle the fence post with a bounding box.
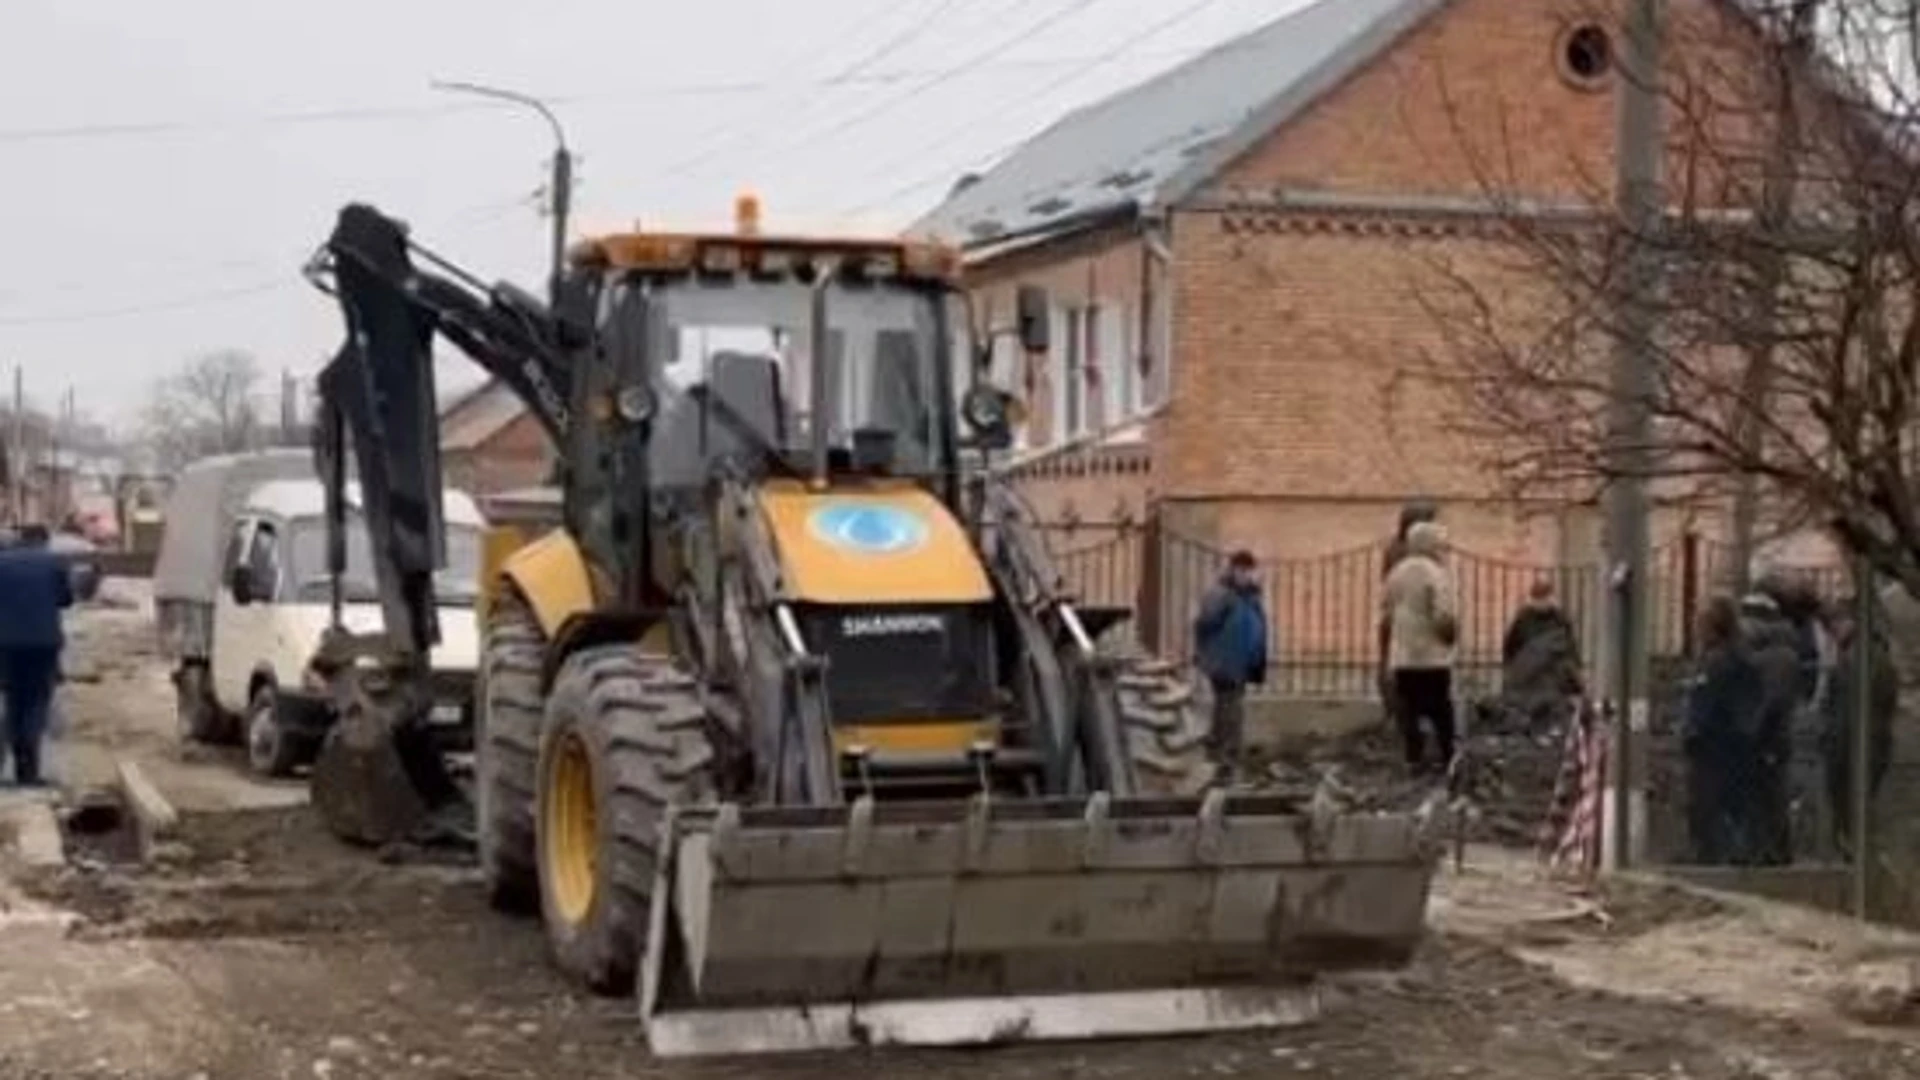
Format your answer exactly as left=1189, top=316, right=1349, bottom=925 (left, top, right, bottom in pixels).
left=1137, top=509, right=1163, bottom=654
left=1679, top=530, right=1700, bottom=657
left=1852, top=553, right=1874, bottom=921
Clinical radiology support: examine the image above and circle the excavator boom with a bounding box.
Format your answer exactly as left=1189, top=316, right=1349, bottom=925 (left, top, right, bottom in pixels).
left=305, top=204, right=578, bottom=846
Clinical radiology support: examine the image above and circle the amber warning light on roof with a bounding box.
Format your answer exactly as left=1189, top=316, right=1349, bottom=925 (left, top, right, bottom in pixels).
left=570, top=202, right=963, bottom=284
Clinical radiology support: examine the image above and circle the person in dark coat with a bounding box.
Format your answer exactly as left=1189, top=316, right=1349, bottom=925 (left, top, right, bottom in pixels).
left=1822, top=595, right=1898, bottom=856
left=1193, top=550, right=1269, bottom=784
left=1685, top=595, right=1760, bottom=864
left=1500, top=578, right=1582, bottom=730
left=0, top=524, right=73, bottom=786
left=1761, top=575, right=1829, bottom=708
left=1737, top=590, right=1805, bottom=865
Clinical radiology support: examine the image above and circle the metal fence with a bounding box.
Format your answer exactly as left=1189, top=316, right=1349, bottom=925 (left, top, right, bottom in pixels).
left=1035, top=515, right=1920, bottom=925
left=1032, top=519, right=1846, bottom=701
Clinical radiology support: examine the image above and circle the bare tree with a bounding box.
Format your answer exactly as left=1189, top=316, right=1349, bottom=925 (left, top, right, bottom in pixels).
left=142, top=350, right=265, bottom=470
left=1421, top=0, right=1920, bottom=598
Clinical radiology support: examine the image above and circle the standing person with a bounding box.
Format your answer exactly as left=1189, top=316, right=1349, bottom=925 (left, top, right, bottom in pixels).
left=1192, top=550, right=1269, bottom=785
left=1379, top=501, right=1437, bottom=716
left=1684, top=595, right=1761, bottom=864
left=1381, top=521, right=1459, bottom=775
left=0, top=524, right=73, bottom=787
left=1822, top=594, right=1897, bottom=856
left=1737, top=589, right=1805, bottom=865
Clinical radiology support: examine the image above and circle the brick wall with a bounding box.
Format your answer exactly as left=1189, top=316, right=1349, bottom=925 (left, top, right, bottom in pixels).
left=1218, top=0, right=1771, bottom=208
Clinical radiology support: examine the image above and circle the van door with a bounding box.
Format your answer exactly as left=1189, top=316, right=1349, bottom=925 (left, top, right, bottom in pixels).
left=210, top=516, right=279, bottom=711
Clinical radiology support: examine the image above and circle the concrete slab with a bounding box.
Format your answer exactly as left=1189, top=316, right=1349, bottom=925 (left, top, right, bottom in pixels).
left=0, top=792, right=66, bottom=870
left=114, top=758, right=179, bottom=862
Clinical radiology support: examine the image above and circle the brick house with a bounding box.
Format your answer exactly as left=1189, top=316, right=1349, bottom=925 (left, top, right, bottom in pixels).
left=911, top=0, right=1835, bottom=583
left=439, top=379, right=555, bottom=498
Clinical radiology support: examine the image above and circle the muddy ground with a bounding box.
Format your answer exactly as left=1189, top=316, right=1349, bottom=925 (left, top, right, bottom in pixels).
left=3, top=586, right=1920, bottom=1079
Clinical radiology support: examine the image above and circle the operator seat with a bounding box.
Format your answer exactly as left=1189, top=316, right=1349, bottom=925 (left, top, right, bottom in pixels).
left=648, top=351, right=791, bottom=492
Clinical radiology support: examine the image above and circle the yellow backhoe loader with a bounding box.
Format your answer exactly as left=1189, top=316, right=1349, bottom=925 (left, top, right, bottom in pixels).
left=300, top=199, right=1442, bottom=1057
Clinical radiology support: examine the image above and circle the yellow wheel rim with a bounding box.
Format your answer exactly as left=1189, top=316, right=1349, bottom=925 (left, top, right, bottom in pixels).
left=545, top=732, right=597, bottom=925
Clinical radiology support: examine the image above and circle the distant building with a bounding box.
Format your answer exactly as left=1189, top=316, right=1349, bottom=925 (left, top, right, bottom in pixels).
left=439, top=380, right=555, bottom=497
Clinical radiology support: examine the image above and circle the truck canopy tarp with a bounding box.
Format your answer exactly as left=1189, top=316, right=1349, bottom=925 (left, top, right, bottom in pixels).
left=151, top=449, right=322, bottom=604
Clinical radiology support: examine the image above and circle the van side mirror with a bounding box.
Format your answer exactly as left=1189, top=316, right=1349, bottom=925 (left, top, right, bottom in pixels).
left=1016, top=285, right=1050, bottom=353
left=228, top=563, right=256, bottom=606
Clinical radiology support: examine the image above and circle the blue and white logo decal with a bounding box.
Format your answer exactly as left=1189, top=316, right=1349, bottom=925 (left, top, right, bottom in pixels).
left=807, top=503, right=930, bottom=556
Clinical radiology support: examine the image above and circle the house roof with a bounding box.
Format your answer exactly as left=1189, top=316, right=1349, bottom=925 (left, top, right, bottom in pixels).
left=439, top=378, right=528, bottom=452
left=909, top=0, right=1444, bottom=248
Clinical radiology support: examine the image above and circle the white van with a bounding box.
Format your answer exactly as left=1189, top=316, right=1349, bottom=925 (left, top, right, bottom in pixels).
left=155, top=452, right=482, bottom=777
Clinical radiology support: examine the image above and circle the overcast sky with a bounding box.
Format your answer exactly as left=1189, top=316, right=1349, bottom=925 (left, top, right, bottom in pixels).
left=0, top=0, right=1310, bottom=428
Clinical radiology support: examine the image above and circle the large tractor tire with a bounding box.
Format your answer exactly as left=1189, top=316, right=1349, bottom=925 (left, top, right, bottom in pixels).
left=536, top=645, right=715, bottom=996
left=1114, top=656, right=1214, bottom=796
left=477, top=591, right=546, bottom=914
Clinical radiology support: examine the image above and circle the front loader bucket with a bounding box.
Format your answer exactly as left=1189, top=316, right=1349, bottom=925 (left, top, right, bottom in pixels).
left=639, top=791, right=1439, bottom=1057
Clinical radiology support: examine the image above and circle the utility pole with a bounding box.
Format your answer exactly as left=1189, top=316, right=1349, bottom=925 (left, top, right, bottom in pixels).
left=430, top=80, right=574, bottom=304
left=9, top=365, right=21, bottom=525
left=1603, top=0, right=1665, bottom=872
left=280, top=368, right=297, bottom=443
left=51, top=386, right=72, bottom=524
left=1727, top=1, right=1815, bottom=592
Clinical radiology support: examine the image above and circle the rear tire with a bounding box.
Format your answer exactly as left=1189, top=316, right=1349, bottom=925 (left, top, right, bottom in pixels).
left=245, top=685, right=304, bottom=779
left=536, top=645, right=714, bottom=996
left=1115, top=656, right=1214, bottom=796
left=478, top=591, right=546, bottom=915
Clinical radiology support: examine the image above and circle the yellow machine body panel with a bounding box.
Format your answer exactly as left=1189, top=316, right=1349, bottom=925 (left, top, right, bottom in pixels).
left=829, top=720, right=998, bottom=757
left=755, top=481, right=991, bottom=605
left=476, top=524, right=532, bottom=627
left=496, top=528, right=597, bottom=639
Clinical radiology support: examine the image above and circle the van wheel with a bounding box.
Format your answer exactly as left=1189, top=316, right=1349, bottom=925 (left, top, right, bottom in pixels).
left=246, top=685, right=303, bottom=778
left=176, top=665, right=227, bottom=744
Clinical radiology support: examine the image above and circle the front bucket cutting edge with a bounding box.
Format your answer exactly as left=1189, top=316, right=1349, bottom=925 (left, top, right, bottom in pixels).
left=639, top=791, right=1438, bottom=1057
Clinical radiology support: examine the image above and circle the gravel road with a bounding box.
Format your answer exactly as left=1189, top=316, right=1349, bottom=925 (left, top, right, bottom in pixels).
left=2, top=587, right=1918, bottom=1079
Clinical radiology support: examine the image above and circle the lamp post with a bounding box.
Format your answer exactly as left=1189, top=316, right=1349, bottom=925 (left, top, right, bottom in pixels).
left=431, top=80, right=573, bottom=303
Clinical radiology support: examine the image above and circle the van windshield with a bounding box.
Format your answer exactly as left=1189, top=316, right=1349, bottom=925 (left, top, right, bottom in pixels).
left=286, top=514, right=483, bottom=606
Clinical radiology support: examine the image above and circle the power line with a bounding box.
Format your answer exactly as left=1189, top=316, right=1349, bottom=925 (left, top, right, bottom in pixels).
left=0, top=277, right=296, bottom=327
left=0, top=41, right=1148, bottom=147
left=736, top=0, right=1107, bottom=176
left=0, top=191, right=538, bottom=321
left=649, top=0, right=985, bottom=181
left=835, top=0, right=1241, bottom=221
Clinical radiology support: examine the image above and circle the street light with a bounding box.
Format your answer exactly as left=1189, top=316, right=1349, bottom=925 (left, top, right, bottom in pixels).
left=431, top=80, right=573, bottom=303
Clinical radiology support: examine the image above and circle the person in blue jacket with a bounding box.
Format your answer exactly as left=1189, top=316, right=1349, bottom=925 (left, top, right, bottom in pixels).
left=0, top=524, right=73, bottom=786
left=1193, top=550, right=1269, bottom=784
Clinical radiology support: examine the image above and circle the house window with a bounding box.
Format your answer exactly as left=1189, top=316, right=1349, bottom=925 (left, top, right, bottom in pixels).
left=1054, top=305, right=1089, bottom=441
left=1082, top=300, right=1131, bottom=428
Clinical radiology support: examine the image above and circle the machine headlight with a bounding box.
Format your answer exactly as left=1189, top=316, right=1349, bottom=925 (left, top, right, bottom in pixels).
left=615, top=384, right=657, bottom=424
left=961, top=384, right=1010, bottom=433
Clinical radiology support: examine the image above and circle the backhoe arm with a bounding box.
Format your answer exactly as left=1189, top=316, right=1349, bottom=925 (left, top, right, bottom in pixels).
left=303, top=202, right=582, bottom=847
left=311, top=203, right=576, bottom=660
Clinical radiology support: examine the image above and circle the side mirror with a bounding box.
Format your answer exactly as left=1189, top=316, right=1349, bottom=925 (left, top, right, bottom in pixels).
left=228, top=563, right=256, bottom=606
left=1015, top=284, right=1050, bottom=354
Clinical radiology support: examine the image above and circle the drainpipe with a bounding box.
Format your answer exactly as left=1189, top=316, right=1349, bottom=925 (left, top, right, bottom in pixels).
left=1137, top=211, right=1172, bottom=408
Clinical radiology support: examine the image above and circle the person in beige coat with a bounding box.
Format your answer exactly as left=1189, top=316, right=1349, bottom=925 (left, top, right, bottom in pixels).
left=1380, top=521, right=1459, bottom=775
